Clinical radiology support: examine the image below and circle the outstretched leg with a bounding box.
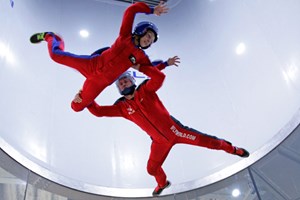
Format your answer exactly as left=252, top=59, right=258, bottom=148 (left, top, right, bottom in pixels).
left=30, top=32, right=106, bottom=111
left=71, top=76, right=110, bottom=112
left=45, top=33, right=98, bottom=77
left=30, top=32, right=97, bottom=77
left=170, top=116, right=250, bottom=157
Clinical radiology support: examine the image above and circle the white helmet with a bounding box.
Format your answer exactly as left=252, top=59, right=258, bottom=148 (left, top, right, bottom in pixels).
left=115, top=72, right=136, bottom=95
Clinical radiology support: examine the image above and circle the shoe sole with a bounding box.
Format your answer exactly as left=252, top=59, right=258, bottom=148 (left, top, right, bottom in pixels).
left=152, top=181, right=171, bottom=196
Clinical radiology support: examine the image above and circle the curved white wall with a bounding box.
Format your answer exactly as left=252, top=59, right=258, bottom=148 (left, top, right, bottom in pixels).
left=1, top=0, right=300, bottom=195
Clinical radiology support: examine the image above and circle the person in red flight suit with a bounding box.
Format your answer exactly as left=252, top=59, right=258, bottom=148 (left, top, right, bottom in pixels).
left=29, top=1, right=168, bottom=112
left=73, top=59, right=250, bottom=196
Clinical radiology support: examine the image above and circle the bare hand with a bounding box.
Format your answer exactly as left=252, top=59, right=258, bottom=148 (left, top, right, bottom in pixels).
left=154, top=1, right=169, bottom=16
left=73, top=90, right=82, bottom=103
left=167, top=56, right=180, bottom=67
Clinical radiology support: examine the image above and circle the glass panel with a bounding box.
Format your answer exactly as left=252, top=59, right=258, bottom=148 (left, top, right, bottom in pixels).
left=250, top=124, right=300, bottom=200
left=24, top=184, right=68, bottom=200
left=249, top=167, right=286, bottom=200
left=174, top=169, right=258, bottom=200
left=0, top=167, right=26, bottom=200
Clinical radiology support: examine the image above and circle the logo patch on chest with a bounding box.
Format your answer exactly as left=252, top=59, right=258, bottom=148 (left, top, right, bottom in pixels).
left=129, top=54, right=136, bottom=64
left=127, top=106, right=135, bottom=115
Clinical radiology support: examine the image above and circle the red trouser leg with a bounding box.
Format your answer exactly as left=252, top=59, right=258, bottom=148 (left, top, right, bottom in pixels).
left=44, top=33, right=107, bottom=111
left=45, top=33, right=97, bottom=77
left=170, top=116, right=235, bottom=154
left=71, top=76, right=109, bottom=112
left=147, top=141, right=172, bottom=187
left=195, top=133, right=234, bottom=153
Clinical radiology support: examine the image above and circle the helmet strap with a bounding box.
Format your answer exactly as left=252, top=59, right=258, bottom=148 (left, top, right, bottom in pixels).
left=121, top=85, right=136, bottom=95
left=133, top=34, right=150, bottom=49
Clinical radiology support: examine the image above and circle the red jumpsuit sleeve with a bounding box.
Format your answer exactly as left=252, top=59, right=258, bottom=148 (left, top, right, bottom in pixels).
left=155, top=62, right=167, bottom=71
left=139, top=65, right=166, bottom=92
left=119, top=2, right=153, bottom=37
left=87, top=101, right=123, bottom=117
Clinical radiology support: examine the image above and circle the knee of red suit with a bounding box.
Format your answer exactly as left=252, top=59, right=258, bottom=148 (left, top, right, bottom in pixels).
left=147, top=163, right=161, bottom=176
left=147, top=166, right=156, bottom=176
left=71, top=101, right=86, bottom=112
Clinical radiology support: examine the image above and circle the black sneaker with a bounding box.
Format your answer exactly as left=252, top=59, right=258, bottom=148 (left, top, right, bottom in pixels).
left=152, top=180, right=171, bottom=196
left=233, top=147, right=250, bottom=158
left=30, top=32, right=50, bottom=43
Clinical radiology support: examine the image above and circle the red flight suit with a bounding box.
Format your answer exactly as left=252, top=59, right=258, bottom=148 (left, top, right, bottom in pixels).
left=87, top=66, right=236, bottom=187
left=45, top=2, right=155, bottom=111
